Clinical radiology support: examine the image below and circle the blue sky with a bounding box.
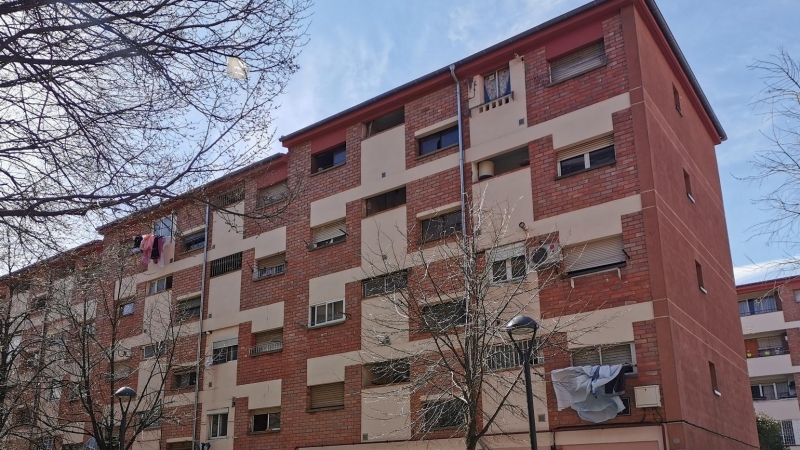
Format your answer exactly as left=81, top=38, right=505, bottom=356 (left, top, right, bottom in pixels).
left=268, top=0, right=800, bottom=284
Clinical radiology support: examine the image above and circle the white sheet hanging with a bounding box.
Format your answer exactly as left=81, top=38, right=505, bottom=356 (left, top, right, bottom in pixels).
left=551, top=364, right=625, bottom=423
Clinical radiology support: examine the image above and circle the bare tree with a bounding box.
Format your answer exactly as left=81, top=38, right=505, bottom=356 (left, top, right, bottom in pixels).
left=0, top=0, right=311, bottom=254
left=358, top=196, right=621, bottom=450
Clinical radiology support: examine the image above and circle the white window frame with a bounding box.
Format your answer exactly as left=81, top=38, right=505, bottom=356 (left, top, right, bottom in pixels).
left=212, top=338, right=238, bottom=365
left=251, top=409, right=281, bottom=432
left=309, top=299, right=345, bottom=327
left=209, top=412, right=228, bottom=439
left=119, top=301, right=135, bottom=316
left=490, top=243, right=528, bottom=284
left=177, top=297, right=201, bottom=320
left=142, top=341, right=166, bottom=360
left=153, top=216, right=173, bottom=237
left=147, top=276, right=172, bottom=295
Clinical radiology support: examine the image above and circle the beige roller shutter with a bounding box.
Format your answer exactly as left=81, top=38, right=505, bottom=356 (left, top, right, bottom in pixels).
left=571, top=347, right=601, bottom=367
left=313, top=220, right=346, bottom=244
left=258, top=183, right=289, bottom=207
left=310, top=382, right=345, bottom=409
left=255, top=329, right=283, bottom=346
left=556, top=134, right=614, bottom=161
left=550, top=42, right=607, bottom=84
left=600, top=344, right=633, bottom=365
left=563, top=235, right=625, bottom=274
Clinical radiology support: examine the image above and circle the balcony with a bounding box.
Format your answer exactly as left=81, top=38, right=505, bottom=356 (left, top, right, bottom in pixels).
left=249, top=340, right=282, bottom=356
left=748, top=353, right=795, bottom=378
left=742, top=311, right=788, bottom=335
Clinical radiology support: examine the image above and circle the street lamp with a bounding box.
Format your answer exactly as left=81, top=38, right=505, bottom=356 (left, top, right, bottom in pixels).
left=114, top=386, right=137, bottom=450
left=503, top=315, right=540, bottom=450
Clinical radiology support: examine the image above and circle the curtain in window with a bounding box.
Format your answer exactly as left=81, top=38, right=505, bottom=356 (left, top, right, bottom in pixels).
left=738, top=301, right=750, bottom=316
left=483, top=68, right=511, bottom=103
left=753, top=296, right=777, bottom=314
left=757, top=336, right=783, bottom=350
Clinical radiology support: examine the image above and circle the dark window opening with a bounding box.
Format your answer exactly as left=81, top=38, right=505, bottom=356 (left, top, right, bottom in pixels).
left=362, top=271, right=408, bottom=297
left=364, top=359, right=410, bottom=386
left=477, top=147, right=530, bottom=180
left=252, top=411, right=281, bottom=432
left=214, top=186, right=244, bottom=207
left=365, top=108, right=405, bottom=137
left=312, top=144, right=346, bottom=173
left=365, top=187, right=406, bottom=216
left=421, top=210, right=462, bottom=243
left=709, top=361, right=720, bottom=395
left=696, top=261, right=706, bottom=293
left=175, top=371, right=197, bottom=389
left=421, top=300, right=467, bottom=333
left=178, top=297, right=201, bottom=320
left=419, top=126, right=459, bottom=156
left=210, top=252, right=243, bottom=277
left=423, top=399, right=466, bottom=431
left=684, top=170, right=694, bottom=203
left=183, top=231, right=206, bottom=252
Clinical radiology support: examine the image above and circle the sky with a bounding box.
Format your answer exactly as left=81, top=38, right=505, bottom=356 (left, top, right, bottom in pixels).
left=265, top=0, right=800, bottom=285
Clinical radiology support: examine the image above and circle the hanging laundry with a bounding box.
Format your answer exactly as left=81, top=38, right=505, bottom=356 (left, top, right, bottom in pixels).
left=151, top=236, right=162, bottom=262
left=551, top=364, right=630, bottom=423
left=155, top=235, right=167, bottom=268
left=140, top=234, right=155, bottom=265
left=133, top=235, right=143, bottom=249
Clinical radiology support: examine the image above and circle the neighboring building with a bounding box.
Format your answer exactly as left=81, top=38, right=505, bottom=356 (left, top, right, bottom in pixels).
left=738, top=277, right=800, bottom=449
left=1, top=0, right=758, bottom=449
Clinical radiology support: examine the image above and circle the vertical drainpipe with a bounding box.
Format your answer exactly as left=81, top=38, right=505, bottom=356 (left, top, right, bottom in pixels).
left=191, top=202, right=211, bottom=450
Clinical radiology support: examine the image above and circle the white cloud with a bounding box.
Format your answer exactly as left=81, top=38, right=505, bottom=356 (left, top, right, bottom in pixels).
left=734, top=257, right=800, bottom=285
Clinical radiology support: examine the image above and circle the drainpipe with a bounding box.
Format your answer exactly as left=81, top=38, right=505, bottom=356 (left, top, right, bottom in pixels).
left=191, top=203, right=211, bottom=450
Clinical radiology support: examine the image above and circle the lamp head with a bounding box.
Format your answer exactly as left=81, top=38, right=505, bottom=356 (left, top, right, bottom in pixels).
left=503, top=315, right=539, bottom=336
left=114, top=386, right=137, bottom=399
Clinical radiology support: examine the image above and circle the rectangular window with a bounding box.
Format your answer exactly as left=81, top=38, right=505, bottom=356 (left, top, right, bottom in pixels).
left=795, top=290, right=800, bottom=303
left=309, top=299, right=345, bottom=327
left=177, top=297, right=201, bottom=320
left=34, top=438, right=55, bottom=450
left=33, top=295, right=48, bottom=310
left=752, top=381, right=796, bottom=400
left=483, top=67, right=511, bottom=102
left=46, top=382, right=62, bottom=401
left=418, top=125, right=459, bottom=156
left=684, top=170, right=694, bottom=203
left=212, top=338, right=238, bottom=365
left=673, top=84, right=682, bottom=114
left=153, top=216, right=173, bottom=238
left=365, top=187, right=406, bottom=216
left=213, top=186, right=244, bottom=207
left=696, top=261, right=706, bottom=294
left=487, top=340, right=544, bottom=371
left=257, top=183, right=289, bottom=208
left=364, top=359, right=410, bottom=386
left=477, top=147, right=530, bottom=180
left=251, top=408, right=281, bottom=432
left=756, top=335, right=785, bottom=356
left=250, top=328, right=284, bottom=355
left=312, top=144, right=346, bottom=173
left=365, top=108, right=405, bottom=137
left=147, top=276, right=173, bottom=295
left=557, top=134, right=615, bottom=177
left=143, top=342, right=165, bottom=359
left=175, top=371, right=197, bottom=389
left=423, top=399, right=466, bottom=431
left=209, top=412, right=228, bottom=438
left=563, top=235, right=626, bottom=276
left=491, top=243, right=528, bottom=283
left=739, top=296, right=778, bottom=317
left=421, top=300, right=467, bottom=333
left=421, top=210, right=462, bottom=243
left=254, top=253, right=286, bottom=280
left=362, top=271, right=408, bottom=298
left=210, top=252, right=243, bottom=277
left=309, top=382, right=345, bottom=410
left=549, top=41, right=607, bottom=84
left=311, top=220, right=346, bottom=249
left=571, top=343, right=634, bottom=367
left=119, top=301, right=135, bottom=317
left=183, top=230, right=206, bottom=252
left=709, top=361, right=720, bottom=395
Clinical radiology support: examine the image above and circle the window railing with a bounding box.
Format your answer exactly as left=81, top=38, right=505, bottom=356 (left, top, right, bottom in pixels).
left=254, top=263, right=285, bottom=280
left=249, top=341, right=283, bottom=356
left=758, top=347, right=786, bottom=357
left=739, top=306, right=778, bottom=317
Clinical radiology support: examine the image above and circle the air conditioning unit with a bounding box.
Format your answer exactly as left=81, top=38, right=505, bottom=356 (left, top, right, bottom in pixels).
left=529, top=242, right=562, bottom=268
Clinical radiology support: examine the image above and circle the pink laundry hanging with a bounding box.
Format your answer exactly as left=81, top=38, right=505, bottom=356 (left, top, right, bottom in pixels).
left=140, top=234, right=155, bottom=265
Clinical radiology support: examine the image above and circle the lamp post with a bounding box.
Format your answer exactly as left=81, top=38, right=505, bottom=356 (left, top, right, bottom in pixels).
left=114, top=386, right=137, bottom=450
left=503, top=315, right=540, bottom=450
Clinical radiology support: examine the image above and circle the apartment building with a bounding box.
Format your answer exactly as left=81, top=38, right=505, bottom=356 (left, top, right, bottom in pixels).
left=0, top=0, right=758, bottom=449
left=738, top=277, right=800, bottom=448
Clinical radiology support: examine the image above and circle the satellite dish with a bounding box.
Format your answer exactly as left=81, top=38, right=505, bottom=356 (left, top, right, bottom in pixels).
left=84, top=437, right=98, bottom=450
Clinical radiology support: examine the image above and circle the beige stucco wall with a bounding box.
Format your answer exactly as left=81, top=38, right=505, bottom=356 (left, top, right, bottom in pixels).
left=253, top=226, right=287, bottom=259
left=361, top=206, right=408, bottom=272
left=482, top=367, right=547, bottom=434
left=741, top=311, right=798, bottom=336
left=307, top=351, right=359, bottom=386
left=116, top=275, right=140, bottom=299
left=308, top=267, right=362, bottom=306
left=207, top=271, right=241, bottom=320
left=748, top=354, right=798, bottom=378
left=143, top=291, right=172, bottom=333
left=530, top=194, right=641, bottom=246
left=245, top=379, right=282, bottom=410
left=755, top=398, right=800, bottom=421
left=361, top=125, right=406, bottom=185
left=361, top=385, right=411, bottom=441
left=472, top=167, right=534, bottom=248
left=250, top=301, right=285, bottom=334
left=469, top=58, right=528, bottom=147
left=361, top=296, right=409, bottom=349
left=131, top=430, right=161, bottom=450
left=559, top=301, right=654, bottom=348
left=211, top=202, right=244, bottom=250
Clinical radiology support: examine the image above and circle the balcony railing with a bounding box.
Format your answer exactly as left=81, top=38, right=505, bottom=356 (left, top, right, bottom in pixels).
left=739, top=306, right=778, bottom=317
left=249, top=341, right=283, bottom=356
left=756, top=347, right=786, bottom=357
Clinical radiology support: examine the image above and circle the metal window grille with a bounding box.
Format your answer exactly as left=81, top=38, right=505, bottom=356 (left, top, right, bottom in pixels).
left=210, top=252, right=243, bottom=277
left=257, top=183, right=289, bottom=208
left=549, top=42, right=607, bottom=84
left=487, top=341, right=544, bottom=371
left=214, top=186, right=244, bottom=207
left=254, top=253, right=286, bottom=280
left=782, top=420, right=796, bottom=446
left=250, top=329, right=284, bottom=355
left=421, top=210, right=462, bottom=243
left=362, top=271, right=407, bottom=297
left=309, top=382, right=344, bottom=409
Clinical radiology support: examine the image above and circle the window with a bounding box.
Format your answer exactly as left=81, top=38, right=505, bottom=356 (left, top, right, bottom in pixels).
left=119, top=301, right=135, bottom=316
left=175, top=371, right=197, bottom=389
left=795, top=290, right=800, bottom=303
left=312, top=144, right=346, bottom=173
left=311, top=220, right=346, bottom=249
left=571, top=343, right=634, bottom=367
left=549, top=41, right=607, bottom=84
left=16, top=406, right=34, bottom=425
left=365, top=187, right=406, bottom=216
left=557, top=135, right=615, bottom=177
left=673, top=84, right=682, bottom=114
left=739, top=296, right=778, bottom=317
left=82, top=322, right=95, bottom=336
left=177, top=297, right=201, bottom=320
left=254, top=253, right=286, bottom=280
left=34, top=438, right=55, bottom=450
left=365, top=108, right=405, bottom=137
left=364, top=359, right=410, bottom=386
left=683, top=170, right=694, bottom=203
left=183, top=230, right=206, bottom=252
left=563, top=235, right=626, bottom=276
left=756, top=335, right=785, bottom=357
left=209, top=412, right=229, bottom=438
left=696, top=261, right=706, bottom=294
left=477, top=147, right=530, bottom=180
left=212, top=338, right=238, bottom=365
left=709, top=361, right=720, bottom=396
left=147, top=276, right=173, bottom=295
left=487, top=340, right=544, bottom=371
left=257, top=183, right=289, bottom=208
left=752, top=381, right=796, bottom=400
left=250, top=329, right=284, bottom=356
left=251, top=408, right=281, bottom=432
left=362, top=271, right=408, bottom=297
left=214, top=186, right=244, bottom=207
left=210, top=252, right=243, bottom=277
left=423, top=399, right=466, bottom=431
left=421, top=210, right=461, bottom=243
left=143, top=342, right=166, bottom=359
left=32, top=295, right=48, bottom=310
left=153, top=216, right=173, bottom=237
left=421, top=300, right=467, bottom=333
left=309, top=299, right=345, bottom=327
left=137, top=406, right=163, bottom=429
left=491, top=243, right=527, bottom=283
left=781, top=420, right=797, bottom=446
left=309, top=382, right=345, bottom=410
left=46, top=382, right=61, bottom=401
left=418, top=125, right=459, bottom=156
left=483, top=67, right=511, bottom=102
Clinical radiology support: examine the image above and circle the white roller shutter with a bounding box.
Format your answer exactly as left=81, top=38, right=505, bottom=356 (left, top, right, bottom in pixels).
left=550, top=42, right=607, bottom=84
left=490, top=243, right=526, bottom=262
left=213, top=338, right=237, bottom=350
left=313, top=220, right=346, bottom=244
left=556, top=135, right=615, bottom=161
left=563, top=235, right=625, bottom=274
